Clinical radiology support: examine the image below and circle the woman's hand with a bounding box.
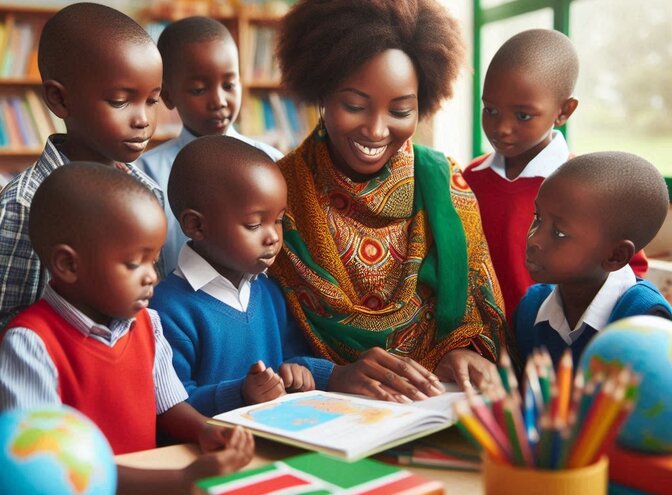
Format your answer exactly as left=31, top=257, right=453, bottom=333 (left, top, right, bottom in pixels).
left=434, top=348, right=498, bottom=391
left=327, top=347, right=444, bottom=403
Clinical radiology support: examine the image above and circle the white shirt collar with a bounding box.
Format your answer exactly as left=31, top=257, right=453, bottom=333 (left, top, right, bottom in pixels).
left=42, top=284, right=135, bottom=346
left=174, top=243, right=259, bottom=312
left=534, top=265, right=637, bottom=344
left=471, top=130, right=570, bottom=181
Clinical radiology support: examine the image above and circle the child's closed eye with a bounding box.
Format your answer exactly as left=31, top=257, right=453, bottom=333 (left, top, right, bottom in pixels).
left=108, top=99, right=128, bottom=109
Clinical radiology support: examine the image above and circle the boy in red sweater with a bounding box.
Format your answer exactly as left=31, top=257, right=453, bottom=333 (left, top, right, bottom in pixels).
left=463, top=29, right=647, bottom=322
left=0, top=163, right=253, bottom=494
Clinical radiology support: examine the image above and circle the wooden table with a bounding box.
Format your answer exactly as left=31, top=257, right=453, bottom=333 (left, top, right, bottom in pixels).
left=116, top=437, right=483, bottom=494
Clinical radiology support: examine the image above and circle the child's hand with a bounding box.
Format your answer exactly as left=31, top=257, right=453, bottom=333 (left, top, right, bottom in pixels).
left=242, top=360, right=286, bottom=404
left=182, top=426, right=254, bottom=489
left=279, top=363, right=315, bottom=392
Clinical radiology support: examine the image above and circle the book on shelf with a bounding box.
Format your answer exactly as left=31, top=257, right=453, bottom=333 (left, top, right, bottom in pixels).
left=8, top=95, right=39, bottom=148
left=208, top=388, right=464, bottom=461
left=193, top=451, right=445, bottom=495
left=0, top=17, right=42, bottom=79
left=24, top=88, right=55, bottom=144
left=0, top=98, right=23, bottom=147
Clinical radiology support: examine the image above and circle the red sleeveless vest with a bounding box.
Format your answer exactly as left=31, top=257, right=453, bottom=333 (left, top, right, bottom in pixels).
left=8, top=300, right=157, bottom=454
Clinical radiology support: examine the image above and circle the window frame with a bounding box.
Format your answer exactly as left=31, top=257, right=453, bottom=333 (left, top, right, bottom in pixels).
left=471, top=0, right=672, bottom=197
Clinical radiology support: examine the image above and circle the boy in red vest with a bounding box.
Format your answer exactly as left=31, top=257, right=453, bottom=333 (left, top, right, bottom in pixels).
left=0, top=163, right=254, bottom=493
left=463, top=29, right=647, bottom=323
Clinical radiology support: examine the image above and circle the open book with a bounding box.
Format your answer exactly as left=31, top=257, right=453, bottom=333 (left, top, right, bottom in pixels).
left=208, top=387, right=464, bottom=460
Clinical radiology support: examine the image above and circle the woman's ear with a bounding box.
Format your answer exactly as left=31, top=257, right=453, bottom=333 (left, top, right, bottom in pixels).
left=554, top=97, right=579, bottom=127
left=42, top=80, right=69, bottom=119
left=180, top=209, right=206, bottom=240
left=50, top=244, right=79, bottom=284
left=603, top=239, right=636, bottom=272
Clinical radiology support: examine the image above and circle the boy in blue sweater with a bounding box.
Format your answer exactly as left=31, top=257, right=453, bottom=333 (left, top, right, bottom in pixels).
left=515, top=151, right=672, bottom=367
left=150, top=136, right=334, bottom=416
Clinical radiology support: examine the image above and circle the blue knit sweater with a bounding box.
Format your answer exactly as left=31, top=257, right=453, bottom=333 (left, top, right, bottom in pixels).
left=515, top=279, right=672, bottom=367
left=151, top=274, right=334, bottom=416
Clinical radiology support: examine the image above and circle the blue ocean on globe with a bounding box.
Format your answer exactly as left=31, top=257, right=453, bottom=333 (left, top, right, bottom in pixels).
left=0, top=406, right=117, bottom=495
left=579, top=315, right=672, bottom=453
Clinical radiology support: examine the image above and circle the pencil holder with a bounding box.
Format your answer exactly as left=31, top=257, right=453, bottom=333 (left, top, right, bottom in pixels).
left=482, top=453, right=608, bottom=495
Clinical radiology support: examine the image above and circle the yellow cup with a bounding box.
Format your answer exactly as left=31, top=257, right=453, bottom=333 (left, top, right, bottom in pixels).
left=482, top=454, right=608, bottom=495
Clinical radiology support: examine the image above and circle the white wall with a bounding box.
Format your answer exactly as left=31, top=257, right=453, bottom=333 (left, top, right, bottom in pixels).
left=433, top=0, right=473, bottom=168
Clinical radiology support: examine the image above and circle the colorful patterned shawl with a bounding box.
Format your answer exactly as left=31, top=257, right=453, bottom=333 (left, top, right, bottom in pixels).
left=271, top=131, right=507, bottom=370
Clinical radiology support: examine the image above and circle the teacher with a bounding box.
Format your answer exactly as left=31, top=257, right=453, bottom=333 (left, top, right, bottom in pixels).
left=271, top=0, right=510, bottom=402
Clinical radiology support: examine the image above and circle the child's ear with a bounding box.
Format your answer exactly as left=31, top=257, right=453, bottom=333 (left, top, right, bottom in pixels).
left=603, top=239, right=635, bottom=272
left=554, top=97, right=579, bottom=127
left=42, top=79, right=69, bottom=118
left=50, top=244, right=79, bottom=284
left=160, top=86, right=176, bottom=110
left=180, top=209, right=206, bottom=240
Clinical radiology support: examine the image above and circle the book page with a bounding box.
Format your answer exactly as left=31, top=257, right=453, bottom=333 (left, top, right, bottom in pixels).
left=211, top=390, right=461, bottom=459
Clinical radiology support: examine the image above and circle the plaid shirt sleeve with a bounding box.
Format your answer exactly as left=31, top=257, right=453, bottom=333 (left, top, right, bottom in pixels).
left=0, top=196, right=45, bottom=329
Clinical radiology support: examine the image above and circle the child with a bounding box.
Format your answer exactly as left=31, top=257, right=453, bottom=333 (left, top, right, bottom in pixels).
left=0, top=3, right=163, bottom=329
left=150, top=136, right=334, bottom=417
left=515, top=151, right=672, bottom=367
left=136, top=16, right=283, bottom=276
left=0, top=163, right=254, bottom=493
left=463, top=29, right=649, bottom=322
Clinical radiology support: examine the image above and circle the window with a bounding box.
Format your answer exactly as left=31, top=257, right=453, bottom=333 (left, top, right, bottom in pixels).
left=473, top=0, right=672, bottom=188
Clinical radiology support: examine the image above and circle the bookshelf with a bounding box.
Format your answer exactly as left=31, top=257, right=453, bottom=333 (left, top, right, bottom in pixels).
left=0, top=1, right=316, bottom=181
left=0, top=5, right=63, bottom=176
left=142, top=1, right=317, bottom=154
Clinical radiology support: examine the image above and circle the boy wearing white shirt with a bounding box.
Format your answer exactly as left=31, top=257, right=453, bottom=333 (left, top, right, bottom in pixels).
left=136, top=16, right=282, bottom=276
left=515, top=152, right=671, bottom=367
left=150, top=136, right=334, bottom=417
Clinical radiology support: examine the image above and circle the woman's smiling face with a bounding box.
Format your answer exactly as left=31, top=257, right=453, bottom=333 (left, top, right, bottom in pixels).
left=322, top=49, right=419, bottom=181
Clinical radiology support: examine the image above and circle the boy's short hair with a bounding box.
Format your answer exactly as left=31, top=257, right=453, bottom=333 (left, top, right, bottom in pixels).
left=487, top=29, right=579, bottom=102
left=276, top=0, right=465, bottom=119
left=168, top=135, right=275, bottom=219
left=38, top=2, right=154, bottom=84
left=157, top=16, right=235, bottom=83
left=550, top=151, right=669, bottom=251
left=29, top=162, right=160, bottom=265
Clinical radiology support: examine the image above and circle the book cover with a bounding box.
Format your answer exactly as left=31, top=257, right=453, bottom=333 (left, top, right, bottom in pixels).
left=193, top=452, right=444, bottom=495
left=607, top=444, right=672, bottom=495
left=208, top=389, right=463, bottom=461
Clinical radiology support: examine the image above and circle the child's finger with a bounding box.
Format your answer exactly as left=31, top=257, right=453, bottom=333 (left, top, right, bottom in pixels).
left=247, top=360, right=266, bottom=374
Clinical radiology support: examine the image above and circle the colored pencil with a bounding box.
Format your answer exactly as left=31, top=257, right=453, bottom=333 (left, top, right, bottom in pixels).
left=465, top=390, right=513, bottom=460
left=502, top=395, right=534, bottom=467
left=567, top=376, right=624, bottom=468
left=454, top=400, right=508, bottom=464
left=453, top=349, right=643, bottom=473
left=554, top=349, right=573, bottom=423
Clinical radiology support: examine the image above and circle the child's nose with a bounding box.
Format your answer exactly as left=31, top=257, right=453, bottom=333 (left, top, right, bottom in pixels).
left=209, top=88, right=228, bottom=110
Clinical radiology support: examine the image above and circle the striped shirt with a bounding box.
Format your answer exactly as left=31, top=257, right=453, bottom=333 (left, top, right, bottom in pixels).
left=0, top=134, right=163, bottom=329
left=0, top=284, right=187, bottom=413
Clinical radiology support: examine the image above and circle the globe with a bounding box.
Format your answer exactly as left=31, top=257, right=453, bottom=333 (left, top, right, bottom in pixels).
left=579, top=315, right=672, bottom=453
left=0, top=406, right=117, bottom=494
